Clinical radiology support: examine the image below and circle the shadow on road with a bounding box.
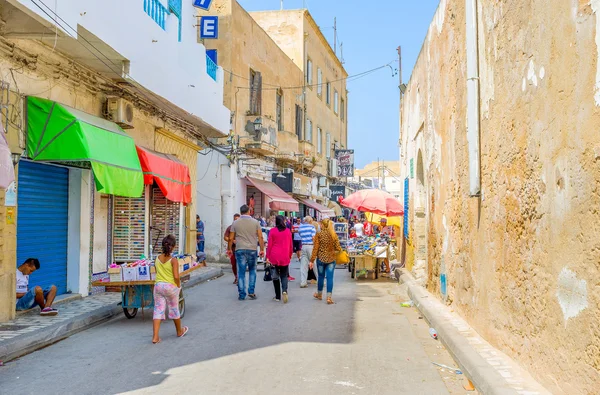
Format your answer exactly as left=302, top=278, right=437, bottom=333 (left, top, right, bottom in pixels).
left=0, top=261, right=400, bottom=394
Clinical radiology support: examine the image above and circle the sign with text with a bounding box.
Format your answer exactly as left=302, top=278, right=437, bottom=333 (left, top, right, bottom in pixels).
left=193, top=0, right=214, bottom=10
left=334, top=149, right=354, bottom=177
left=200, top=16, right=219, bottom=39
left=329, top=185, right=346, bottom=203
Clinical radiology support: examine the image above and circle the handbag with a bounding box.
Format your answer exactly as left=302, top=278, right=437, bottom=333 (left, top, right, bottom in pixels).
left=263, top=264, right=273, bottom=281
left=336, top=250, right=350, bottom=265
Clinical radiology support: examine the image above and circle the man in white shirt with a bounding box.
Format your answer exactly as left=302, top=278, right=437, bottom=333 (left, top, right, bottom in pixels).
left=354, top=221, right=365, bottom=237
left=15, top=258, right=58, bottom=316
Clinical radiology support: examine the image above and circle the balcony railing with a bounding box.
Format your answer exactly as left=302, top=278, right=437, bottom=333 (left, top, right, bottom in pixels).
left=144, top=0, right=168, bottom=30
left=206, top=55, right=217, bottom=81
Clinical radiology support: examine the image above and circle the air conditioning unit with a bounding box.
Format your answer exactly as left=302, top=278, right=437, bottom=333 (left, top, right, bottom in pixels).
left=106, top=97, right=134, bottom=129
left=283, top=168, right=294, bottom=174
left=318, top=176, right=327, bottom=187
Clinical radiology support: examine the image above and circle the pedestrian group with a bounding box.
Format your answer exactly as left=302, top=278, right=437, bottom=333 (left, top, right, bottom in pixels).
left=225, top=204, right=342, bottom=306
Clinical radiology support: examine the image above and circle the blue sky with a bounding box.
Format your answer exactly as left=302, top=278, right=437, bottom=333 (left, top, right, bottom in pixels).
left=238, top=0, right=440, bottom=168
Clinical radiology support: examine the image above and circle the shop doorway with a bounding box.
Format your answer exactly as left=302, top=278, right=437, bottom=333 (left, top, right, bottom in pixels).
left=17, top=161, right=69, bottom=294
left=151, top=186, right=182, bottom=256
left=246, top=186, right=263, bottom=217
left=113, top=195, right=146, bottom=263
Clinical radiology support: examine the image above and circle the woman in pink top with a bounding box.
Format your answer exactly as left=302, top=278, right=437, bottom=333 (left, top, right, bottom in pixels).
left=266, top=215, right=293, bottom=303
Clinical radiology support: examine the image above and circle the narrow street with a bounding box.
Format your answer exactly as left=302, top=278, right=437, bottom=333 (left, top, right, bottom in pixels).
left=0, top=260, right=467, bottom=395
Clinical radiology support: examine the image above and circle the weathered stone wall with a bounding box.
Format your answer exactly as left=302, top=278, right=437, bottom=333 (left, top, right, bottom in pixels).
left=400, top=0, right=600, bottom=392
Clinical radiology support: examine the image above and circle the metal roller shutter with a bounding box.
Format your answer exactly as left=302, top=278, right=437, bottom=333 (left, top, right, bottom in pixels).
left=151, top=186, right=180, bottom=256
left=17, top=161, right=69, bottom=294
left=113, top=196, right=146, bottom=262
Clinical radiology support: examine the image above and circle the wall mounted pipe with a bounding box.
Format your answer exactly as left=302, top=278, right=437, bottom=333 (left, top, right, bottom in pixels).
left=466, top=0, right=481, bottom=196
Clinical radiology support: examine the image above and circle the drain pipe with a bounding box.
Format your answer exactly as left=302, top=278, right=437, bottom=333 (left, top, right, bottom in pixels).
left=466, top=0, right=481, bottom=196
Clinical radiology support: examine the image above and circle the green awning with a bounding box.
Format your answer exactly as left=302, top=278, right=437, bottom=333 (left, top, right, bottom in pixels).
left=26, top=96, right=144, bottom=197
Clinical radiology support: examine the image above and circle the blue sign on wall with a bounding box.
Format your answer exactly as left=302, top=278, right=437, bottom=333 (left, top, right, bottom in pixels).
left=200, top=16, right=219, bottom=39
left=206, top=49, right=218, bottom=64
left=193, top=0, right=213, bottom=10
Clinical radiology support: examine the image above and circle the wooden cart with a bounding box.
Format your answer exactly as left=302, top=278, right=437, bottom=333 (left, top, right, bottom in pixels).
left=349, top=245, right=390, bottom=280
left=91, top=264, right=204, bottom=319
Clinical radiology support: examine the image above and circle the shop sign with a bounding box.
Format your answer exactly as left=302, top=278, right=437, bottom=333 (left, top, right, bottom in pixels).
left=200, top=16, right=219, bottom=39
left=272, top=172, right=293, bottom=192
left=330, top=185, right=345, bottom=203
left=335, top=149, right=354, bottom=177
left=193, top=0, right=214, bottom=10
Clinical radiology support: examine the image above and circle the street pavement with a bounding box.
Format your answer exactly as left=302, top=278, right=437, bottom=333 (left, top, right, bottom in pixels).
left=0, top=259, right=472, bottom=395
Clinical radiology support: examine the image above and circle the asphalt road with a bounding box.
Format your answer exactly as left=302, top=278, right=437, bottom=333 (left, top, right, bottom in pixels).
left=0, top=259, right=471, bottom=395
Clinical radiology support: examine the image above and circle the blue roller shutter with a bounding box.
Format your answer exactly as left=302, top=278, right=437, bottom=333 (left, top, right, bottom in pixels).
left=17, top=161, right=69, bottom=294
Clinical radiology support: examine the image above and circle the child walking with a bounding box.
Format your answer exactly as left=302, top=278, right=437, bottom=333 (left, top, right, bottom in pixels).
left=152, top=235, right=189, bottom=344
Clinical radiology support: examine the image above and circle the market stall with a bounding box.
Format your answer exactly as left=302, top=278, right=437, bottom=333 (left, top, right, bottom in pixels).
left=91, top=256, right=203, bottom=319
left=339, top=189, right=404, bottom=280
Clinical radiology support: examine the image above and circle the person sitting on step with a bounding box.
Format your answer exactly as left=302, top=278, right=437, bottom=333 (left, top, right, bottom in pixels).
left=15, top=258, right=58, bottom=316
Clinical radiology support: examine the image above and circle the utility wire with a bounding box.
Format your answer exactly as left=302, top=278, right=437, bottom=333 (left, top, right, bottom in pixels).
left=30, top=0, right=221, bottom=149
left=232, top=63, right=392, bottom=91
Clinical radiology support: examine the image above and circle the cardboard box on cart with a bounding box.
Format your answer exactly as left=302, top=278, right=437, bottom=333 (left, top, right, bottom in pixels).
left=122, top=266, right=138, bottom=281
left=137, top=265, right=151, bottom=281
left=108, top=267, right=122, bottom=282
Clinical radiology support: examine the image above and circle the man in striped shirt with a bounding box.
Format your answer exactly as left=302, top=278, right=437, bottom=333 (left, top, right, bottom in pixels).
left=298, top=216, right=317, bottom=288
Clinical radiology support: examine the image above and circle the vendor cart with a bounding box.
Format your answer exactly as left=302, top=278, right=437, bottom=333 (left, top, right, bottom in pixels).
left=91, top=264, right=205, bottom=319
left=349, top=244, right=390, bottom=280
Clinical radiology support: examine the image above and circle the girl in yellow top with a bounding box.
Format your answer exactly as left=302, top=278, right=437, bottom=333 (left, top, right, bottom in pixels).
left=152, top=235, right=188, bottom=344
left=309, top=217, right=342, bottom=305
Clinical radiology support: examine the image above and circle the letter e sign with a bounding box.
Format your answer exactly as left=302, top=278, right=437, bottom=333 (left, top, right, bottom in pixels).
left=200, top=16, right=219, bottom=39
left=193, top=0, right=213, bottom=10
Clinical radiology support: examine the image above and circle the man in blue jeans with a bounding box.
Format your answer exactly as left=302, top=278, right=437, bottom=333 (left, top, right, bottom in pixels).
left=196, top=215, right=205, bottom=253
left=16, top=258, right=59, bottom=316
left=227, top=204, right=264, bottom=300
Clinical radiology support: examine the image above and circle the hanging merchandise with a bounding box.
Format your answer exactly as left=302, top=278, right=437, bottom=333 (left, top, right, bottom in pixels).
left=151, top=186, right=181, bottom=256
left=113, top=196, right=146, bottom=262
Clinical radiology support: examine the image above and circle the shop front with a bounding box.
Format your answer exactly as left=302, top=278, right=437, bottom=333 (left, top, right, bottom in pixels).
left=297, top=198, right=335, bottom=221
left=245, top=176, right=299, bottom=217
left=112, top=146, right=191, bottom=262
left=20, top=97, right=144, bottom=295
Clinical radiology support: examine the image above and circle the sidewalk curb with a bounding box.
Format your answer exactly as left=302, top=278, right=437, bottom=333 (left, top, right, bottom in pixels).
left=396, top=268, right=518, bottom=395
left=0, top=304, right=123, bottom=363
left=0, top=267, right=223, bottom=363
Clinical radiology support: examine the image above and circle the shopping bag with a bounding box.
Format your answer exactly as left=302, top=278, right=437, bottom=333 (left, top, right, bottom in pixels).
left=263, top=264, right=273, bottom=281
left=336, top=250, right=350, bottom=265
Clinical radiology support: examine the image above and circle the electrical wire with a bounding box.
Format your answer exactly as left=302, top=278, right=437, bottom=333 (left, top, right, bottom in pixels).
left=29, top=0, right=221, bottom=150
left=197, top=150, right=214, bottom=181
left=232, top=63, right=392, bottom=91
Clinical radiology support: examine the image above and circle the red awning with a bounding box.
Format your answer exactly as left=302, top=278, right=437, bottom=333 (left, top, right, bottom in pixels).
left=246, top=176, right=299, bottom=212
left=136, top=146, right=192, bottom=205
left=298, top=198, right=335, bottom=217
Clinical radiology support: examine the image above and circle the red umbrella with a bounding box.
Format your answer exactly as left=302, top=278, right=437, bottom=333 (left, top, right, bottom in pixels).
left=339, top=189, right=404, bottom=216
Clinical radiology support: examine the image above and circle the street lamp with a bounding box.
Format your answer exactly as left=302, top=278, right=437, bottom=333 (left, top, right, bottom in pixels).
left=253, top=117, right=263, bottom=133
